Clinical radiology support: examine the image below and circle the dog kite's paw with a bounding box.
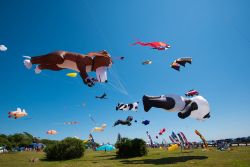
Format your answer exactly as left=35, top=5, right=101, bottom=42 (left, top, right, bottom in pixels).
left=35, top=66, right=42, bottom=74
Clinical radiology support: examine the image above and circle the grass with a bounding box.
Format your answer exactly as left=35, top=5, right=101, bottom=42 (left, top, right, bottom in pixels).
left=0, top=147, right=250, bottom=167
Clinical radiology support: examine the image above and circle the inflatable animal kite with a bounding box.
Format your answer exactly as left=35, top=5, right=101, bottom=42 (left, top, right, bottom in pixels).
left=142, top=94, right=210, bottom=121
left=113, top=116, right=133, bottom=127
left=171, top=57, right=192, bottom=71
left=47, top=130, right=57, bottom=135
left=8, top=108, right=27, bottom=119
left=116, top=102, right=139, bottom=111
left=185, top=89, right=199, bottom=97
left=23, top=50, right=112, bottom=87
left=132, top=40, right=171, bottom=50
left=91, top=124, right=107, bottom=132
left=168, top=144, right=179, bottom=151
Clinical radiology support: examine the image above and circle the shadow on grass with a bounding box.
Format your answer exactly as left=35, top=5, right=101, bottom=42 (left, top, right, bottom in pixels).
left=120, top=156, right=208, bottom=165
left=95, top=154, right=115, bottom=158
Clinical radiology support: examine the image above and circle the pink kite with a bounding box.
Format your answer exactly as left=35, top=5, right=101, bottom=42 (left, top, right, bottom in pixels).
left=132, top=40, right=171, bottom=50
left=159, top=128, right=166, bottom=135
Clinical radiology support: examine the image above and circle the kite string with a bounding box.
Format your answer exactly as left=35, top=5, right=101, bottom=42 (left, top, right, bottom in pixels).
left=84, top=1, right=138, bottom=102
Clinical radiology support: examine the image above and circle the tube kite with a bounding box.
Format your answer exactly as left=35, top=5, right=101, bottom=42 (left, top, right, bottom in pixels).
left=23, top=50, right=112, bottom=87
left=195, top=130, right=208, bottom=148
left=146, top=131, right=153, bottom=147
left=177, top=133, right=185, bottom=145
left=171, top=132, right=180, bottom=144
left=159, top=128, right=166, bottom=135
left=180, top=132, right=189, bottom=146
left=113, top=116, right=133, bottom=127
left=169, top=136, right=175, bottom=143
left=142, top=94, right=210, bottom=121
left=8, top=108, right=27, bottom=119
left=132, top=40, right=171, bottom=50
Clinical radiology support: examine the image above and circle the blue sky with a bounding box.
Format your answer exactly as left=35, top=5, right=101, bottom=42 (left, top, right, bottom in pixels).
left=0, top=0, right=250, bottom=144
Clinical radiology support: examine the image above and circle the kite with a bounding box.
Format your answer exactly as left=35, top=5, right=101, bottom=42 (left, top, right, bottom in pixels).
left=23, top=50, right=112, bottom=87
left=91, top=124, right=107, bottom=132
left=195, top=130, right=208, bottom=148
left=95, top=93, right=108, bottom=99
left=146, top=131, right=153, bottom=147
left=64, top=121, right=80, bottom=125
left=132, top=40, right=171, bottom=50
left=171, top=132, right=180, bottom=144
left=47, top=130, right=57, bottom=135
left=89, top=114, right=97, bottom=125
left=142, top=94, right=210, bottom=121
left=141, top=120, right=150, bottom=125
left=168, top=144, right=179, bottom=151
left=66, top=72, right=77, bottom=77
left=113, top=56, right=125, bottom=60
left=177, top=133, right=185, bottom=145
left=8, top=108, right=27, bottom=119
left=113, top=116, right=133, bottom=127
left=180, top=132, right=189, bottom=147
left=142, top=60, right=152, bottom=65
left=88, top=133, right=97, bottom=150
left=159, top=128, right=166, bottom=135
left=156, top=135, right=158, bottom=139
left=116, top=102, right=139, bottom=111
left=185, top=89, right=199, bottom=97
left=96, top=144, right=115, bottom=151
left=0, top=45, right=7, bottom=51
left=171, top=57, right=192, bottom=71
left=169, top=136, right=175, bottom=143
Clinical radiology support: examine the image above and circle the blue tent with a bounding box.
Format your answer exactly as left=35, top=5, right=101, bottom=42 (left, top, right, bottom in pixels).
left=96, top=144, right=115, bottom=151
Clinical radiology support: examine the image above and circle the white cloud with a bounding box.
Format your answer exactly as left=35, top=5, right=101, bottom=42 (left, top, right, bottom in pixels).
left=0, top=45, right=7, bottom=51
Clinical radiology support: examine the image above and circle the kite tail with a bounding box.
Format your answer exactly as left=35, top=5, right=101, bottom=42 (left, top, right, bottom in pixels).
left=131, top=39, right=148, bottom=46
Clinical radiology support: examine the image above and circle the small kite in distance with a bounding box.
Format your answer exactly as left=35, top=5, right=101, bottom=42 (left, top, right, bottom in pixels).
left=0, top=45, right=7, bottom=51
left=96, top=93, right=108, bottom=99
left=142, top=60, right=152, bottom=65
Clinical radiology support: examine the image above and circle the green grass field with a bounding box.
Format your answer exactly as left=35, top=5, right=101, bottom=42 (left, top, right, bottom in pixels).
left=1, top=147, right=250, bottom=167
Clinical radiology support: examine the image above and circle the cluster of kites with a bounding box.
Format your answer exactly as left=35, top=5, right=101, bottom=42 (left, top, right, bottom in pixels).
left=4, top=38, right=211, bottom=148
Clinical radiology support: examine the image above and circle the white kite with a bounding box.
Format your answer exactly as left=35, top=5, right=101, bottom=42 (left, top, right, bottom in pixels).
left=0, top=45, right=7, bottom=51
